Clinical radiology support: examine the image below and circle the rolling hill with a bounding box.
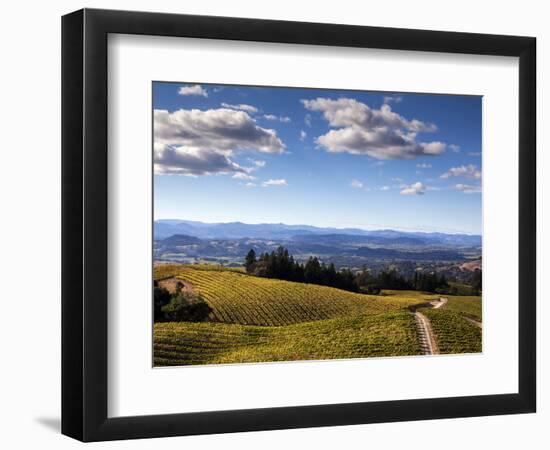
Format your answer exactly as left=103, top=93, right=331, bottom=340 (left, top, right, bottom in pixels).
left=154, top=312, right=421, bottom=366
left=153, top=265, right=481, bottom=366
left=154, top=264, right=434, bottom=326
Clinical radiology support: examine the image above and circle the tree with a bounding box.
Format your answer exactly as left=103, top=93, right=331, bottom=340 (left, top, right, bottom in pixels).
left=244, top=249, right=257, bottom=273
left=304, top=256, right=322, bottom=284
left=161, top=290, right=212, bottom=322
left=471, top=269, right=482, bottom=295
left=153, top=286, right=171, bottom=321
left=246, top=246, right=357, bottom=293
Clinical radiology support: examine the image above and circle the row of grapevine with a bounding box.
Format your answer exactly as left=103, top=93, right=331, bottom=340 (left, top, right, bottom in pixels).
left=156, top=265, right=429, bottom=326
left=420, top=308, right=482, bottom=354
left=154, top=312, right=422, bottom=366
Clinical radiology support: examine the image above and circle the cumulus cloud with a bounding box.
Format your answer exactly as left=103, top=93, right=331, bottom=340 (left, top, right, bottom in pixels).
left=454, top=183, right=481, bottom=194
left=350, top=179, right=364, bottom=189
left=154, top=143, right=248, bottom=176
left=441, top=164, right=481, bottom=180
left=302, top=98, right=444, bottom=160
left=263, top=114, right=291, bottom=123
left=178, top=85, right=208, bottom=97
left=416, top=163, right=432, bottom=169
left=154, top=108, right=285, bottom=176
left=300, top=130, right=307, bottom=141
left=155, top=108, right=284, bottom=154
left=400, top=182, right=426, bottom=195
left=221, top=103, right=258, bottom=114
left=262, top=178, right=288, bottom=187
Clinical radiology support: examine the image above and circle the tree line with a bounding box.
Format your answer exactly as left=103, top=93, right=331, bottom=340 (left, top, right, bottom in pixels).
left=245, top=247, right=357, bottom=292
left=245, top=246, right=479, bottom=295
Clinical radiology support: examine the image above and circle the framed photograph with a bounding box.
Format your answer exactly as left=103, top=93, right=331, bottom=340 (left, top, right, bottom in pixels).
left=62, top=8, right=536, bottom=441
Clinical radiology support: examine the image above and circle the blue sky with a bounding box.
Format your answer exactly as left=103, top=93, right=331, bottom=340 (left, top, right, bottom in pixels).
left=153, top=82, right=482, bottom=234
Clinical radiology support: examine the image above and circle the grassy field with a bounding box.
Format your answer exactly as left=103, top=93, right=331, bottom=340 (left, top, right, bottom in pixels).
left=153, top=264, right=482, bottom=366
left=154, top=312, right=421, bottom=366
left=419, top=308, right=482, bottom=354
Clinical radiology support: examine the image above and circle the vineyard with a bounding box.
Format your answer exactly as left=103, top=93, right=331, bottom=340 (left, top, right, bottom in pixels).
left=154, top=265, right=426, bottom=326
left=440, top=295, right=482, bottom=321
left=154, top=312, right=421, bottom=366
left=153, top=264, right=482, bottom=366
left=419, top=308, right=482, bottom=354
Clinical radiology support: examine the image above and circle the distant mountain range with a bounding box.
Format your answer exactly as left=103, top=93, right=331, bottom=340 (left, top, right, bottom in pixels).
left=154, top=219, right=481, bottom=247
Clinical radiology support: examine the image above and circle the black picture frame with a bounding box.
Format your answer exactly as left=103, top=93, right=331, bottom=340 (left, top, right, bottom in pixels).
left=62, top=8, right=536, bottom=442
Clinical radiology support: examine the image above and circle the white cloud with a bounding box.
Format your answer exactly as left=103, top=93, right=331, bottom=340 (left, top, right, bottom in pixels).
left=154, top=108, right=285, bottom=176
left=416, top=163, right=432, bottom=169
left=350, top=179, right=364, bottom=189
left=302, top=98, right=445, bottom=160
left=304, top=114, right=312, bottom=127
left=154, top=143, right=249, bottom=176
left=379, top=185, right=390, bottom=191
left=178, top=85, right=208, bottom=97
left=250, top=159, right=266, bottom=168
left=232, top=173, right=256, bottom=181
left=383, top=95, right=403, bottom=104
left=245, top=182, right=257, bottom=188
left=441, top=164, right=481, bottom=180
left=449, top=144, right=461, bottom=153
left=155, top=108, right=284, bottom=154
left=262, top=178, right=288, bottom=187
left=220, top=103, right=259, bottom=114
left=400, top=182, right=426, bottom=195
left=263, top=114, right=291, bottom=123
left=454, top=183, right=481, bottom=194
left=468, top=152, right=482, bottom=157
left=300, top=130, right=307, bottom=141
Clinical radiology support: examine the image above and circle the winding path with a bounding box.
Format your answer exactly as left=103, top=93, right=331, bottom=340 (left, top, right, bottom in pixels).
left=414, top=297, right=447, bottom=355
left=463, top=316, right=482, bottom=328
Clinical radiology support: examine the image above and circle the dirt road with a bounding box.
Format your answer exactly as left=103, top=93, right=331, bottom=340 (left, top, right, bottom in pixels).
left=414, top=297, right=447, bottom=355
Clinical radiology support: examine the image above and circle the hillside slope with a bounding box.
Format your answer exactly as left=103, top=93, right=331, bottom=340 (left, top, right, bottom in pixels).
left=154, top=312, right=421, bottom=366
left=154, top=264, right=430, bottom=326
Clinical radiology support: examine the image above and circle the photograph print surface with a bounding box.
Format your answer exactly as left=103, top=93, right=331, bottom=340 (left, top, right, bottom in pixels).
left=153, top=82, right=482, bottom=367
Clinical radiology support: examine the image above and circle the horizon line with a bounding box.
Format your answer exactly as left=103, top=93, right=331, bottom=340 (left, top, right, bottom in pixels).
left=154, top=218, right=482, bottom=237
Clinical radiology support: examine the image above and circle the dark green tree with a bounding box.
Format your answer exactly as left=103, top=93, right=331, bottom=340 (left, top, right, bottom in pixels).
left=244, top=249, right=257, bottom=273
left=471, top=269, right=482, bottom=295
left=162, top=291, right=212, bottom=322
left=153, top=286, right=171, bottom=321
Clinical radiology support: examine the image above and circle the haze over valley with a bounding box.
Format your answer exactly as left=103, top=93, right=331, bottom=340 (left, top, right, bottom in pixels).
left=155, top=219, right=481, bottom=282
